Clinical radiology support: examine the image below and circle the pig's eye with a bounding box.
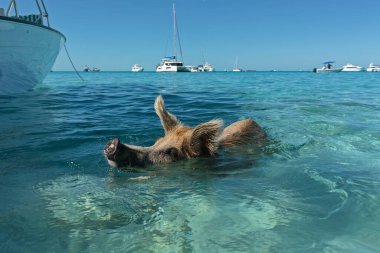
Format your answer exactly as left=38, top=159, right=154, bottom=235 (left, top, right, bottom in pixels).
left=164, top=148, right=180, bottom=160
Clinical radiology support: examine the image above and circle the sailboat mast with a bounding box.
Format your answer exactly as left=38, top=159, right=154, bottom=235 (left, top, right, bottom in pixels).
left=172, top=3, right=177, bottom=60
left=172, top=3, right=184, bottom=63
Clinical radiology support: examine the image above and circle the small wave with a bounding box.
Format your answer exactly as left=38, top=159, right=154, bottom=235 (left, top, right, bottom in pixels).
left=335, top=101, right=378, bottom=110
left=262, top=137, right=312, bottom=161
left=304, top=169, right=348, bottom=219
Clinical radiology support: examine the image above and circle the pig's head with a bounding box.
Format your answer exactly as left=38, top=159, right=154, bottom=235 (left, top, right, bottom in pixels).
left=104, top=95, right=222, bottom=168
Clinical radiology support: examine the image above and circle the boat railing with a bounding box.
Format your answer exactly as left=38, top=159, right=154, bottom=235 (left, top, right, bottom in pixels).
left=4, top=0, right=51, bottom=27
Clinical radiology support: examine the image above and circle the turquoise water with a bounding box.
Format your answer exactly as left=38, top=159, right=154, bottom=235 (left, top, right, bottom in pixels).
left=1, top=71, right=380, bottom=252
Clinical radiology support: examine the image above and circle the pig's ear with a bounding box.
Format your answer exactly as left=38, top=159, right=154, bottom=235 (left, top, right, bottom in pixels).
left=155, top=95, right=181, bottom=134
left=190, top=119, right=223, bottom=156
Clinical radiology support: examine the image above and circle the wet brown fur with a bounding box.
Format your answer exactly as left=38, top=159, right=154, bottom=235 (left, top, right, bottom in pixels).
left=104, top=95, right=266, bottom=167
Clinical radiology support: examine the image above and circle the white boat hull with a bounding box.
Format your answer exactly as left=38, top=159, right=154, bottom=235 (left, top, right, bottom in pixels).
left=341, top=68, right=362, bottom=72
left=315, top=68, right=342, bottom=73
left=131, top=64, right=144, bottom=72
left=0, top=18, right=65, bottom=95
left=367, top=68, right=380, bottom=72
left=198, top=64, right=214, bottom=72
left=366, top=64, right=380, bottom=72
left=156, top=65, right=189, bottom=72
left=341, top=64, right=363, bottom=72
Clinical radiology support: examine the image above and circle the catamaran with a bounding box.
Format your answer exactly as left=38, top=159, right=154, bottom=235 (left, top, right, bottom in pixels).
left=156, top=56, right=189, bottom=72
left=156, top=4, right=189, bottom=72
left=0, top=0, right=65, bottom=94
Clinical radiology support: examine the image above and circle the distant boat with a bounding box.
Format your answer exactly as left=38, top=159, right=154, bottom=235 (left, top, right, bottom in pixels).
left=156, top=4, right=189, bottom=72
left=157, top=56, right=189, bottom=72
left=0, top=0, right=65, bottom=94
left=188, top=55, right=215, bottom=72
left=341, top=63, right=363, bottom=72
left=83, top=65, right=100, bottom=72
left=366, top=63, right=380, bottom=72
left=131, top=64, right=144, bottom=72
left=198, top=62, right=215, bottom=72
left=197, top=54, right=215, bottom=72
left=232, top=56, right=243, bottom=72
left=189, top=66, right=199, bottom=72
left=313, top=61, right=342, bottom=73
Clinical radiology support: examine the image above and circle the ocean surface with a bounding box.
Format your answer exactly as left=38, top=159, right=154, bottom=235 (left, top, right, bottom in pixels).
left=1, top=71, right=380, bottom=252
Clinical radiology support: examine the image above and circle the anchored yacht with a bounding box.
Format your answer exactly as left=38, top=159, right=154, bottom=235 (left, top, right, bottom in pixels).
left=198, top=62, right=215, bottom=72
left=0, top=0, right=65, bottom=94
left=341, top=63, right=363, bottom=72
left=366, top=63, right=380, bottom=72
left=131, top=64, right=144, bottom=72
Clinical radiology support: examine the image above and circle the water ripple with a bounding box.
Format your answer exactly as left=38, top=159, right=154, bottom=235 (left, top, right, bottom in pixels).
left=1, top=72, right=380, bottom=252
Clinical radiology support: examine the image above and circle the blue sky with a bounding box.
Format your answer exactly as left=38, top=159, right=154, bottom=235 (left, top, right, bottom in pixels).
left=17, top=0, right=380, bottom=70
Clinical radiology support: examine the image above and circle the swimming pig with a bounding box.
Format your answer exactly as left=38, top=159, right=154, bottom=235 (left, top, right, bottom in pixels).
left=104, top=95, right=266, bottom=168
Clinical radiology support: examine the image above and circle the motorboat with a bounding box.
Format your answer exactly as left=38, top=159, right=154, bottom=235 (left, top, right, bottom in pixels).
left=198, top=62, right=215, bottom=72
left=189, top=66, right=199, bottom=72
left=366, top=63, right=380, bottom=72
left=0, top=0, right=65, bottom=95
left=83, top=65, right=90, bottom=72
left=188, top=58, right=215, bottom=72
left=341, top=63, right=363, bottom=72
left=131, top=64, right=144, bottom=72
left=313, top=61, right=342, bottom=73
left=203, top=62, right=215, bottom=72
left=92, top=67, right=100, bottom=72
left=156, top=4, right=190, bottom=72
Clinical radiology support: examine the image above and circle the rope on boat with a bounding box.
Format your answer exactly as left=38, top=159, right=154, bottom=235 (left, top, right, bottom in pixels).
left=63, top=43, right=85, bottom=82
